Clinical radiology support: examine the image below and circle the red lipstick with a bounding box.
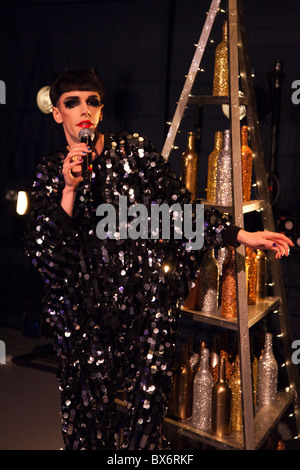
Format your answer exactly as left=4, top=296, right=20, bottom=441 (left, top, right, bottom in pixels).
left=77, top=120, right=93, bottom=128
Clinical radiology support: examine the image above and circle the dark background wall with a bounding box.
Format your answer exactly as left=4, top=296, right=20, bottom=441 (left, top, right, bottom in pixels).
left=0, top=0, right=300, bottom=338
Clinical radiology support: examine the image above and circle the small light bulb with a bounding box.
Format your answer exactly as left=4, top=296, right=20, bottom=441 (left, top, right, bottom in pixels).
left=16, top=191, right=28, bottom=215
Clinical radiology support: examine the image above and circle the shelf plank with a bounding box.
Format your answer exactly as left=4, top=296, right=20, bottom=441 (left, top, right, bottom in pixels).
left=188, top=95, right=248, bottom=106
left=181, top=296, right=281, bottom=331
left=198, top=199, right=266, bottom=214
left=254, top=390, right=295, bottom=448
left=164, top=390, right=294, bottom=450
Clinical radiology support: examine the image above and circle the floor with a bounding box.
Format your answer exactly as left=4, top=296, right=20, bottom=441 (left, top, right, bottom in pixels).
left=0, top=326, right=63, bottom=450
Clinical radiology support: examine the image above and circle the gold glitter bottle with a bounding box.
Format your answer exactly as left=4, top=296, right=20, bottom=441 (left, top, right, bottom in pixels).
left=246, top=247, right=257, bottom=305
left=211, top=357, right=232, bottom=436
left=206, top=131, right=223, bottom=203
left=229, top=356, right=243, bottom=431
left=213, top=21, right=229, bottom=96
left=180, top=131, right=199, bottom=201
left=194, top=249, right=219, bottom=312
left=241, top=126, right=253, bottom=202
left=221, top=246, right=237, bottom=318
left=256, top=249, right=267, bottom=300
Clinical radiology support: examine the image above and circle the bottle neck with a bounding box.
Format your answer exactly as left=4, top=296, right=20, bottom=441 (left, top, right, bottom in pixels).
left=205, top=249, right=215, bottom=260
left=264, top=333, right=273, bottom=354
left=223, top=130, right=231, bottom=152
left=222, top=21, right=228, bottom=42
left=186, top=132, right=196, bottom=151
left=241, top=126, right=248, bottom=146
left=234, top=356, right=240, bottom=375
left=218, top=357, right=226, bottom=381
left=214, top=131, right=223, bottom=151
left=200, top=348, right=210, bottom=370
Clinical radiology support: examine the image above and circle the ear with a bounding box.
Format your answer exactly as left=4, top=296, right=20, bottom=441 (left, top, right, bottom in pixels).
left=52, top=106, right=63, bottom=124
left=99, top=104, right=104, bottom=121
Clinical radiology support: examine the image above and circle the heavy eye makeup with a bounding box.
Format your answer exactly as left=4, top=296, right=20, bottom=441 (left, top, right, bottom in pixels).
left=63, top=95, right=101, bottom=109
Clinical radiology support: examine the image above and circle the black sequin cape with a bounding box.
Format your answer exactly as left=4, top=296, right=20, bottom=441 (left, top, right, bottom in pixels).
left=25, top=132, right=240, bottom=450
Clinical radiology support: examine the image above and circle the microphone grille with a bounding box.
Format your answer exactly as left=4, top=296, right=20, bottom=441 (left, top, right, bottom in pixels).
left=78, top=128, right=95, bottom=141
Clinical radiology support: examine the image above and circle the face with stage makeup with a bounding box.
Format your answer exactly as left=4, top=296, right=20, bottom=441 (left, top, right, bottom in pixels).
left=52, top=91, right=104, bottom=149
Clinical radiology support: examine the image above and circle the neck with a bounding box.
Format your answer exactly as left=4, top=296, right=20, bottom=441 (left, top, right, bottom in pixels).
left=93, top=133, right=104, bottom=159
left=66, top=132, right=104, bottom=159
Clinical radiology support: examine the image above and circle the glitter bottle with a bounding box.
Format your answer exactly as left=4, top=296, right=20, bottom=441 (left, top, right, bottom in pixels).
left=241, top=126, right=253, bottom=202
left=216, top=246, right=229, bottom=306
left=180, top=131, right=199, bottom=201
left=192, top=340, right=206, bottom=380
left=213, top=21, right=229, bottom=96
left=194, top=249, right=219, bottom=312
left=245, top=246, right=257, bottom=305
left=256, top=249, right=267, bottom=300
left=212, top=350, right=234, bottom=383
left=221, top=246, right=237, bottom=318
left=215, top=130, right=232, bottom=206
left=216, top=246, right=229, bottom=278
left=229, top=355, right=243, bottom=431
left=211, top=357, right=232, bottom=436
left=206, top=131, right=223, bottom=203
left=173, top=342, right=193, bottom=420
left=192, top=348, right=214, bottom=432
left=257, top=333, right=278, bottom=407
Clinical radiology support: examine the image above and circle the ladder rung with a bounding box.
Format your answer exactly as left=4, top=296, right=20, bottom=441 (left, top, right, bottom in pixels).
left=188, top=94, right=248, bottom=106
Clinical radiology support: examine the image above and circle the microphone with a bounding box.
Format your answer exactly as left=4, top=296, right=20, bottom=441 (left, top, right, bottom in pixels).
left=78, top=128, right=95, bottom=185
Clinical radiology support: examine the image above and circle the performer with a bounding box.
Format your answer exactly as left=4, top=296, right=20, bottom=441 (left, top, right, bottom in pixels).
left=25, top=69, right=292, bottom=450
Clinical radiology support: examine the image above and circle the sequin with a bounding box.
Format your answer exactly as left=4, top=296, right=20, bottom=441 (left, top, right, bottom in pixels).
left=25, top=132, right=235, bottom=451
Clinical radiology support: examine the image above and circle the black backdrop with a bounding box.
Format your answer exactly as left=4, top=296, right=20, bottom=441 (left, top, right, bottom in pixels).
left=1, top=0, right=300, bottom=338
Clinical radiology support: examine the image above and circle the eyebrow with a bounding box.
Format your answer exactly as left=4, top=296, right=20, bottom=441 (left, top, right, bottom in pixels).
left=63, top=94, right=100, bottom=101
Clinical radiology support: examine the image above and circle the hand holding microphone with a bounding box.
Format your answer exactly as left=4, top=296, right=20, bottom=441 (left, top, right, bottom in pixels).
left=78, top=128, right=95, bottom=185
left=62, top=128, right=95, bottom=190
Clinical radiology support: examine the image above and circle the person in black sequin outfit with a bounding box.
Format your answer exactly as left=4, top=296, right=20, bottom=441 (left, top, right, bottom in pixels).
left=25, top=69, right=293, bottom=450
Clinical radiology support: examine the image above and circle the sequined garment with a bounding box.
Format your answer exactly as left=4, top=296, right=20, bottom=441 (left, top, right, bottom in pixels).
left=25, top=132, right=238, bottom=450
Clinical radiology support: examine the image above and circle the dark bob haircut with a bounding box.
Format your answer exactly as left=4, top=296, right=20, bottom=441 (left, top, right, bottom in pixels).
left=50, top=69, right=105, bottom=106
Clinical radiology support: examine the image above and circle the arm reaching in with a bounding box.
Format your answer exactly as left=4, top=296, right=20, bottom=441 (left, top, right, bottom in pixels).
left=237, top=229, right=294, bottom=259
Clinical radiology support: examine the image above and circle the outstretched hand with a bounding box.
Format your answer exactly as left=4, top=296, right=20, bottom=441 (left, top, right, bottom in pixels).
left=237, top=229, right=294, bottom=259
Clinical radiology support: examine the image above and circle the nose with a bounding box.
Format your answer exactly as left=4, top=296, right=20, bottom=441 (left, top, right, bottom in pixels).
left=81, top=102, right=91, bottom=117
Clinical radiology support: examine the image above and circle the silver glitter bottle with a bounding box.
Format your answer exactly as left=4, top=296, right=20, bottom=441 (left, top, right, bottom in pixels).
left=257, top=333, right=278, bottom=407
left=194, top=249, right=219, bottom=312
left=192, top=348, right=214, bottom=431
left=215, top=130, right=232, bottom=206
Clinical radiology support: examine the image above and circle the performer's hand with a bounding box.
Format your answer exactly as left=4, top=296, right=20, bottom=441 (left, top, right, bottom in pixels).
left=62, top=143, right=90, bottom=189
left=60, top=143, right=91, bottom=217
left=237, top=229, right=294, bottom=259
